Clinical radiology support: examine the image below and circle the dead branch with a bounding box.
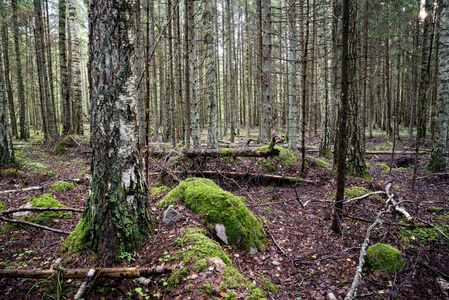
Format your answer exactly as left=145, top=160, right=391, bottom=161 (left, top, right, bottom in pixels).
left=345, top=204, right=393, bottom=300
left=0, top=215, right=71, bottom=235
left=0, top=266, right=171, bottom=279
left=1, top=207, right=84, bottom=216
left=385, top=183, right=413, bottom=222
left=343, top=191, right=386, bottom=204
left=74, top=269, right=97, bottom=300
left=417, top=218, right=449, bottom=242
left=417, top=172, right=449, bottom=179
left=0, top=186, right=43, bottom=194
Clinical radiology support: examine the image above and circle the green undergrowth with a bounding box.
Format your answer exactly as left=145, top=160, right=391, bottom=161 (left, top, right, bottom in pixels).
left=157, top=178, right=266, bottom=252
left=27, top=194, right=72, bottom=225
left=256, top=145, right=297, bottom=173
left=150, top=186, right=170, bottom=197
left=364, top=243, right=404, bottom=275
left=1, top=168, right=23, bottom=176
left=398, top=222, right=449, bottom=247
left=51, top=181, right=75, bottom=192
left=0, top=201, right=5, bottom=211
left=168, top=227, right=268, bottom=299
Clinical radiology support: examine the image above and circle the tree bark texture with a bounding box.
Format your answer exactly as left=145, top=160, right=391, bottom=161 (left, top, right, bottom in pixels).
left=428, top=0, right=448, bottom=171
left=261, top=0, right=272, bottom=143
left=59, top=0, right=72, bottom=135
left=287, top=0, right=297, bottom=151
left=86, top=0, right=153, bottom=266
left=188, top=0, right=200, bottom=147
left=0, top=34, right=14, bottom=164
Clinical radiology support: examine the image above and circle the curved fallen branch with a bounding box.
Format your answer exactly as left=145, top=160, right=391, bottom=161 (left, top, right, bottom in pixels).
left=0, top=186, right=43, bottom=194
left=343, top=191, right=386, bottom=203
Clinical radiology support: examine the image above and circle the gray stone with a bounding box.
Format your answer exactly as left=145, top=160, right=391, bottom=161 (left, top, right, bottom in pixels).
left=12, top=202, right=33, bottom=217
left=250, top=246, right=258, bottom=255
left=162, top=206, right=180, bottom=223
left=215, top=223, right=228, bottom=244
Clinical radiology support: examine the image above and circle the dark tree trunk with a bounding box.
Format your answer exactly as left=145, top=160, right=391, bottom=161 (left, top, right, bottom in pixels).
left=59, top=0, right=72, bottom=135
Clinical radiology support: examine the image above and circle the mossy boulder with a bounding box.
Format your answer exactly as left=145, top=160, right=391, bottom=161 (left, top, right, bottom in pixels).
left=169, top=227, right=266, bottom=298
left=29, top=194, right=72, bottom=225
left=256, top=145, right=297, bottom=173
left=51, top=181, right=75, bottom=192
left=365, top=243, right=404, bottom=275
left=158, top=178, right=266, bottom=252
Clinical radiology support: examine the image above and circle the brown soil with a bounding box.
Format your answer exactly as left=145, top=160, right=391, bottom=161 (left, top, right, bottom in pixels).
left=0, top=134, right=448, bottom=299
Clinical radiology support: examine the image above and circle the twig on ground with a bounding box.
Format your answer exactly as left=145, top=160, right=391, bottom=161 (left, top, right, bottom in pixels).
left=343, top=191, right=386, bottom=203
left=0, top=186, right=43, bottom=194
left=1, top=207, right=84, bottom=215
left=417, top=172, right=449, bottom=179
left=0, top=215, right=71, bottom=235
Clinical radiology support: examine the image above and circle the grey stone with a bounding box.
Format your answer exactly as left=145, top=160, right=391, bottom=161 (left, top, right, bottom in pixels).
left=250, top=246, right=258, bottom=255
left=215, top=223, right=228, bottom=244
left=12, top=202, right=33, bottom=217
left=162, top=206, right=180, bottom=223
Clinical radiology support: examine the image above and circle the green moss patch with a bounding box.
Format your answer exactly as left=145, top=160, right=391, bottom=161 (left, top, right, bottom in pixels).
left=365, top=243, right=404, bottom=275
left=306, top=155, right=332, bottom=169
left=398, top=223, right=449, bottom=247
left=1, top=169, right=23, bottom=176
left=150, top=186, right=170, bottom=197
left=29, top=194, right=72, bottom=225
left=256, top=145, right=297, bottom=173
left=158, top=178, right=266, bottom=252
left=62, top=218, right=87, bottom=254
left=169, top=227, right=266, bottom=298
left=51, top=181, right=75, bottom=192
left=0, top=201, right=5, bottom=211
left=56, top=136, right=78, bottom=154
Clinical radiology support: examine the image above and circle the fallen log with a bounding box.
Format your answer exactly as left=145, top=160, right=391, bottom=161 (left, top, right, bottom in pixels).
left=0, top=186, right=43, bottom=194
left=148, top=147, right=280, bottom=158
left=149, top=170, right=313, bottom=184
left=0, top=266, right=171, bottom=279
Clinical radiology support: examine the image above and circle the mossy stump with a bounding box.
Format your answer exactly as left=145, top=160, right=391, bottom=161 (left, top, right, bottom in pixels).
left=158, top=178, right=266, bottom=252
left=255, top=145, right=297, bottom=173
left=365, top=243, right=404, bottom=275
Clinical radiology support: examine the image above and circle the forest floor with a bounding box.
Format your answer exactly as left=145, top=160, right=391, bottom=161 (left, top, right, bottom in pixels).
left=0, top=130, right=448, bottom=300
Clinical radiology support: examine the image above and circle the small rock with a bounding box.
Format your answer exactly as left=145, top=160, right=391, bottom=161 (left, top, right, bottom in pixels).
left=250, top=246, right=258, bottom=255
left=12, top=202, right=33, bottom=217
left=162, top=206, right=180, bottom=223
left=215, top=223, right=228, bottom=244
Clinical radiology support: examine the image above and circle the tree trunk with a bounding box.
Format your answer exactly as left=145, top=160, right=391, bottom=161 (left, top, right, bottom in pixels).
left=332, top=0, right=349, bottom=234
left=1, top=23, right=18, bottom=139
left=0, top=31, right=14, bottom=164
left=428, top=0, right=448, bottom=171
left=261, top=0, right=272, bottom=143
left=12, top=0, right=29, bottom=140
left=84, top=0, right=154, bottom=266
left=59, top=0, right=72, bottom=135
left=136, top=0, right=145, bottom=149
left=287, top=0, right=297, bottom=151
left=204, top=1, right=218, bottom=149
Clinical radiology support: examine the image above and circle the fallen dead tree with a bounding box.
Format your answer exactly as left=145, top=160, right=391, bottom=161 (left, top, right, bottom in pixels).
left=0, top=266, right=171, bottom=279
left=149, top=170, right=314, bottom=184
left=149, top=147, right=280, bottom=158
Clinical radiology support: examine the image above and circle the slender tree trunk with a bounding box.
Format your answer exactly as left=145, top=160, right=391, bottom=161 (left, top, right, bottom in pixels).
left=12, top=0, right=29, bottom=140
left=261, top=0, right=272, bottom=143
left=301, top=0, right=309, bottom=175
left=45, top=0, right=58, bottom=135
left=34, top=0, right=58, bottom=143
left=150, top=0, right=158, bottom=142
left=332, top=0, right=349, bottom=234
left=319, top=3, right=331, bottom=156
left=68, top=0, right=83, bottom=135
left=204, top=1, right=218, bottom=149
left=59, top=0, right=71, bottom=135
left=83, top=0, right=154, bottom=266
left=0, top=32, right=14, bottom=164
left=287, top=0, right=297, bottom=151
left=136, top=0, right=145, bottom=148
left=1, top=24, right=18, bottom=139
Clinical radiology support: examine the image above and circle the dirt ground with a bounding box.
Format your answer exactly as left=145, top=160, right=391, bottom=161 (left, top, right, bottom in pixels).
left=0, top=132, right=448, bottom=299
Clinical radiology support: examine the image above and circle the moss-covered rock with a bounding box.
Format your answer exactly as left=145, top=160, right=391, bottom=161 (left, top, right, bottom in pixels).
left=29, top=194, right=72, bottom=225
left=256, top=145, right=297, bottom=173
left=169, top=227, right=266, bottom=298
left=51, top=181, right=75, bottom=192
left=365, top=243, right=404, bottom=274
left=56, top=136, right=78, bottom=154
left=158, top=178, right=266, bottom=252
